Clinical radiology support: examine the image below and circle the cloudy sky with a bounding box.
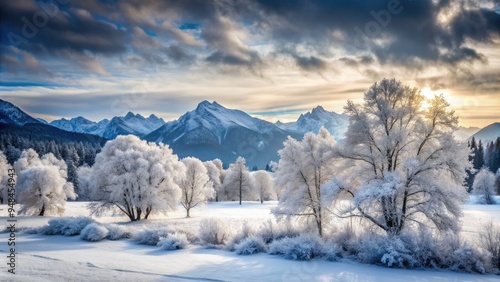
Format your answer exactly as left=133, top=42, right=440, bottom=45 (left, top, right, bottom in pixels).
left=1, top=0, right=499, bottom=128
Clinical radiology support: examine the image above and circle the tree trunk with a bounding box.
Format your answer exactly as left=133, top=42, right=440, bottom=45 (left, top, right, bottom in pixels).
left=39, top=205, right=45, bottom=216
left=144, top=207, right=152, bottom=219
left=136, top=208, right=142, bottom=221
left=239, top=184, right=242, bottom=205
left=186, top=208, right=190, bottom=218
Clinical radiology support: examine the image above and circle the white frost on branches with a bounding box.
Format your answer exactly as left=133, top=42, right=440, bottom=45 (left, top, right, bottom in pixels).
left=88, top=135, right=184, bottom=221
left=223, top=157, right=254, bottom=204
left=272, top=128, right=337, bottom=237
left=335, top=78, right=470, bottom=235
left=14, top=149, right=76, bottom=216
left=472, top=168, right=496, bottom=204
left=179, top=157, right=215, bottom=217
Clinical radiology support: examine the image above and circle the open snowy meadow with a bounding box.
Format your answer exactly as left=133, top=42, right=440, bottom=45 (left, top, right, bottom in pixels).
left=1, top=198, right=499, bottom=282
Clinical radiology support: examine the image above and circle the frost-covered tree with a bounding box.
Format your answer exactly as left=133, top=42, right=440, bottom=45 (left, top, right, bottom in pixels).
left=0, top=150, right=13, bottom=204
left=180, top=157, right=215, bottom=217
left=333, top=78, right=470, bottom=235
left=203, top=160, right=222, bottom=201
left=14, top=149, right=76, bottom=216
left=252, top=170, right=276, bottom=203
left=272, top=128, right=337, bottom=237
left=88, top=135, right=184, bottom=221
left=223, top=157, right=253, bottom=204
left=76, top=165, right=94, bottom=201
left=472, top=168, right=496, bottom=204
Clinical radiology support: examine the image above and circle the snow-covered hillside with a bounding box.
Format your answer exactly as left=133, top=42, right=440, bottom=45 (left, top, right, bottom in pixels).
left=0, top=99, right=41, bottom=126
left=471, top=122, right=500, bottom=143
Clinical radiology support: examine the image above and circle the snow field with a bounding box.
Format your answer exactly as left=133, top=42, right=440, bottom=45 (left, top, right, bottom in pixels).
left=0, top=200, right=499, bottom=281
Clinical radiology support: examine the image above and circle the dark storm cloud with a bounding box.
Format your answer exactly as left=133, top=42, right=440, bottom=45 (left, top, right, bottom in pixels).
left=1, top=0, right=500, bottom=77
left=246, top=0, right=500, bottom=68
left=1, top=1, right=127, bottom=54
left=293, top=55, right=329, bottom=72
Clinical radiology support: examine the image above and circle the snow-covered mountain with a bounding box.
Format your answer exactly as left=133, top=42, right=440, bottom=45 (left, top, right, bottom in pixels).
left=50, top=116, right=109, bottom=136
left=102, top=112, right=165, bottom=139
left=145, top=101, right=301, bottom=167
left=50, top=112, right=165, bottom=139
left=470, top=122, right=500, bottom=143
left=0, top=99, right=42, bottom=126
left=276, top=106, right=349, bottom=141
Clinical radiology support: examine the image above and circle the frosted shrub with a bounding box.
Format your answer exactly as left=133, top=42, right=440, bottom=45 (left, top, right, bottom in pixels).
left=199, top=218, right=233, bottom=246
left=341, top=230, right=492, bottom=273
left=227, top=221, right=259, bottom=250
left=135, top=227, right=171, bottom=246
left=257, top=219, right=301, bottom=244
left=105, top=224, right=133, bottom=240
left=380, top=237, right=418, bottom=268
left=268, top=233, right=325, bottom=260
left=80, top=223, right=109, bottom=242
left=158, top=233, right=189, bottom=251
left=38, top=217, right=95, bottom=236
left=447, top=245, right=489, bottom=274
left=478, top=222, right=500, bottom=271
left=235, top=236, right=267, bottom=255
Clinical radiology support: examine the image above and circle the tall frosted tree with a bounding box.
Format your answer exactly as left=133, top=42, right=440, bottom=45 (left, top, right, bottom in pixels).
left=203, top=160, right=222, bottom=201
left=332, top=78, right=470, bottom=235
left=472, top=168, right=496, bottom=204
left=252, top=170, right=276, bottom=203
left=14, top=149, right=76, bottom=216
left=272, top=128, right=337, bottom=237
left=180, top=157, right=215, bottom=217
left=88, top=135, right=184, bottom=221
left=223, top=157, right=253, bottom=205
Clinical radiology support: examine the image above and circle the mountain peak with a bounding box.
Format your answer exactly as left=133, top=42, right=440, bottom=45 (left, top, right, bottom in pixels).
left=125, top=111, right=135, bottom=118
left=196, top=100, right=226, bottom=112
left=311, top=105, right=327, bottom=116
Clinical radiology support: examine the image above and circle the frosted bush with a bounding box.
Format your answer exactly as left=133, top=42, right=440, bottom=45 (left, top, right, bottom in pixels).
left=268, top=233, right=325, bottom=260
left=227, top=221, right=259, bottom=250
left=257, top=219, right=301, bottom=244
left=105, top=224, right=133, bottom=240
left=199, top=218, right=234, bottom=246
left=324, top=244, right=343, bottom=261
left=38, top=217, right=95, bottom=236
left=158, top=233, right=189, bottom=251
left=235, top=236, right=267, bottom=255
left=447, top=245, right=489, bottom=274
left=80, top=223, right=109, bottom=242
left=135, top=227, right=171, bottom=246
left=478, top=221, right=500, bottom=271
left=338, top=229, right=492, bottom=273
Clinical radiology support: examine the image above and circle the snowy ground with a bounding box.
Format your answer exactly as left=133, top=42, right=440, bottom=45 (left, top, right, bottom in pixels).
left=0, top=198, right=499, bottom=281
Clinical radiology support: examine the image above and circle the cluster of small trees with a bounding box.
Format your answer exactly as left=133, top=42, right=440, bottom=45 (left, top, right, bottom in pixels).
left=468, top=137, right=500, bottom=197
left=1, top=135, right=276, bottom=219
left=79, top=136, right=276, bottom=220
left=0, top=133, right=102, bottom=196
